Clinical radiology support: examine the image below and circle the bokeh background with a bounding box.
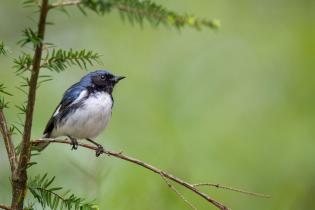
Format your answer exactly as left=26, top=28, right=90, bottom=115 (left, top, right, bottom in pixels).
left=1, top=0, right=315, bottom=209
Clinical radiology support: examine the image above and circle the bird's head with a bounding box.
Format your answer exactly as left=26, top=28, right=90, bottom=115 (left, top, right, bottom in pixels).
left=81, top=70, right=125, bottom=94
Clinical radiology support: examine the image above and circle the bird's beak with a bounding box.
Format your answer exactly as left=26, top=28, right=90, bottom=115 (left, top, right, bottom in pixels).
left=113, top=76, right=126, bottom=83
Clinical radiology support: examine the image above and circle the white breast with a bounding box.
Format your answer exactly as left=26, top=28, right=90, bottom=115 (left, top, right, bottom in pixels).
left=52, top=92, right=113, bottom=139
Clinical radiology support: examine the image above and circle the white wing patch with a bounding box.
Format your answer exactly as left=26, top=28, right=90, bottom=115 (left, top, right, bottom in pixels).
left=53, top=90, right=88, bottom=117
left=71, top=90, right=88, bottom=105
left=53, top=105, right=61, bottom=117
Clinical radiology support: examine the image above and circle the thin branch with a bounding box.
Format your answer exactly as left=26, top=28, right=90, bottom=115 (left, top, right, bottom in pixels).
left=0, top=204, right=11, bottom=210
left=193, top=183, right=271, bottom=198
left=11, top=0, right=50, bottom=209
left=32, top=138, right=230, bottom=210
left=160, top=172, right=197, bottom=210
left=0, top=110, right=17, bottom=173
left=49, top=0, right=80, bottom=9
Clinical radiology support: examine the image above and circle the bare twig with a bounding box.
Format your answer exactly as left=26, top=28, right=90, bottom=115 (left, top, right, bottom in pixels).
left=0, top=110, right=17, bottom=173
left=49, top=0, right=80, bottom=9
left=193, top=183, right=270, bottom=198
left=32, top=138, right=230, bottom=210
left=11, top=1, right=50, bottom=209
left=0, top=204, right=11, bottom=210
left=160, top=172, right=197, bottom=210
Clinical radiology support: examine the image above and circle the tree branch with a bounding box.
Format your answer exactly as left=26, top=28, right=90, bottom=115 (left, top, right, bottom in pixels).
left=32, top=138, right=230, bottom=210
left=48, top=0, right=219, bottom=29
left=49, top=0, right=80, bottom=9
left=11, top=0, right=50, bottom=209
left=0, top=204, right=11, bottom=210
left=160, top=172, right=197, bottom=210
left=193, top=183, right=271, bottom=198
left=0, top=110, right=17, bottom=173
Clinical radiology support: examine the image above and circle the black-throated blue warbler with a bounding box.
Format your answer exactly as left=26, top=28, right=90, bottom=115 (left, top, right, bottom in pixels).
left=43, top=70, right=125, bottom=156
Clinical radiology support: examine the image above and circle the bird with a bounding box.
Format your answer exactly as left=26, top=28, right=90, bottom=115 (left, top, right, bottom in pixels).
left=42, top=70, right=125, bottom=156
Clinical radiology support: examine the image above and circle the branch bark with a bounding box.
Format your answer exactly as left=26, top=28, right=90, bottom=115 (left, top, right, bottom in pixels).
left=49, top=0, right=80, bottom=9
left=11, top=1, right=49, bottom=209
left=0, top=110, right=17, bottom=173
left=193, top=183, right=270, bottom=198
left=160, top=172, right=197, bottom=210
left=32, top=139, right=230, bottom=210
left=0, top=205, right=11, bottom=210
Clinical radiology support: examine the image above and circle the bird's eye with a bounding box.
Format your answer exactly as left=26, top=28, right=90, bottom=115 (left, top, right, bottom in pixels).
left=100, top=75, right=106, bottom=80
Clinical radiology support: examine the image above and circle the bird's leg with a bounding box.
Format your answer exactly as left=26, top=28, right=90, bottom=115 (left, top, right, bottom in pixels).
left=86, top=138, right=105, bottom=157
left=68, top=136, right=78, bottom=150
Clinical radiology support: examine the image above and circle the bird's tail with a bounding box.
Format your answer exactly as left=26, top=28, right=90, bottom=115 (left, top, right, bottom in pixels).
left=31, top=133, right=51, bottom=152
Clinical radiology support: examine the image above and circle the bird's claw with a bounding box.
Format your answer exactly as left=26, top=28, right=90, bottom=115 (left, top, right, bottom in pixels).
left=95, top=145, right=104, bottom=157
left=71, top=143, right=78, bottom=150
left=69, top=137, right=78, bottom=150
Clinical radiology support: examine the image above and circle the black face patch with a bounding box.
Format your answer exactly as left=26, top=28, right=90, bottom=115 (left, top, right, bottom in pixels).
left=92, top=73, right=112, bottom=86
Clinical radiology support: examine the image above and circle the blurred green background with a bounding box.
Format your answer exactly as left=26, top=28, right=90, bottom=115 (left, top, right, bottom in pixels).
left=1, top=0, right=315, bottom=209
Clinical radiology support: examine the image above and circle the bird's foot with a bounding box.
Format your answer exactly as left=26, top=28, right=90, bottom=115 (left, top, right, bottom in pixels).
left=95, top=144, right=105, bottom=157
left=85, top=138, right=105, bottom=157
left=68, top=136, right=78, bottom=150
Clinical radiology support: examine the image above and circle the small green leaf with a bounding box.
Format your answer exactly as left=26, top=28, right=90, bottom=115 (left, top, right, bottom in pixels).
left=13, top=53, right=33, bottom=74
left=18, top=28, right=42, bottom=48
left=0, top=41, right=10, bottom=56
left=0, top=97, right=9, bottom=109
left=27, top=162, right=38, bottom=169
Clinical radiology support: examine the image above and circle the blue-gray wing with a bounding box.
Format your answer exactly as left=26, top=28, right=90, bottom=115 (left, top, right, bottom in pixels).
left=43, top=83, right=87, bottom=136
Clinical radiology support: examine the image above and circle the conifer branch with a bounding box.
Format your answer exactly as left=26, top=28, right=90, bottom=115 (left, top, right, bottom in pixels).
left=0, top=110, right=17, bottom=173
left=11, top=0, right=50, bottom=209
left=49, top=0, right=220, bottom=30
left=18, top=28, right=42, bottom=48
left=13, top=53, right=33, bottom=74
left=41, top=49, right=102, bottom=72
left=27, top=174, right=97, bottom=210
left=0, top=204, right=11, bottom=210
left=32, top=138, right=231, bottom=210
left=114, top=1, right=220, bottom=29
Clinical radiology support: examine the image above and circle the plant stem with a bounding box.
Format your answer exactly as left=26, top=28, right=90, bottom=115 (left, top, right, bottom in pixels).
left=0, top=204, right=11, bottom=210
left=0, top=110, right=17, bottom=173
left=11, top=0, right=49, bottom=209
